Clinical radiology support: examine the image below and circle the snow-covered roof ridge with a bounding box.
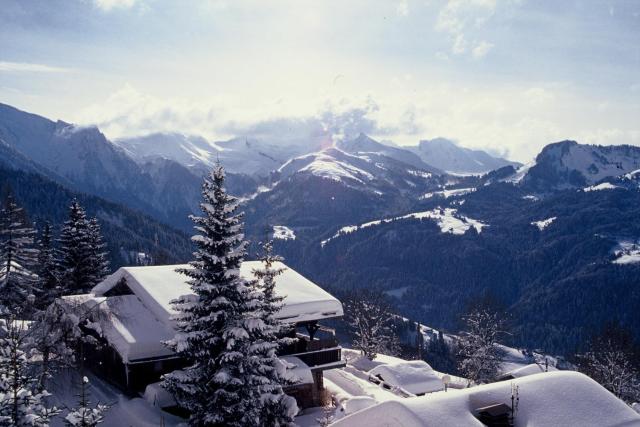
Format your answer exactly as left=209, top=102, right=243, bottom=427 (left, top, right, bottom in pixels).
left=92, top=261, right=343, bottom=325
left=80, top=262, right=343, bottom=362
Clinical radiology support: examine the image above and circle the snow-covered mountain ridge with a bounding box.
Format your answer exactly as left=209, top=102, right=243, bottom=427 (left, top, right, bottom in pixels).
left=521, top=140, right=640, bottom=191
left=407, top=137, right=521, bottom=174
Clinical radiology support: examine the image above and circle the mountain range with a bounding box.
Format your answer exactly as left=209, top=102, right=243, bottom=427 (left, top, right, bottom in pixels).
left=1, top=102, right=639, bottom=356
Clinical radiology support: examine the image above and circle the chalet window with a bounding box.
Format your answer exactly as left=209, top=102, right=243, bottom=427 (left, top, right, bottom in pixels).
left=104, top=277, right=134, bottom=297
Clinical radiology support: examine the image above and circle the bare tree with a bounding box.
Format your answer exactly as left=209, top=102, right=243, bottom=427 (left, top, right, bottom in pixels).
left=456, top=307, right=506, bottom=384
left=344, top=289, right=399, bottom=360
left=578, top=323, right=640, bottom=403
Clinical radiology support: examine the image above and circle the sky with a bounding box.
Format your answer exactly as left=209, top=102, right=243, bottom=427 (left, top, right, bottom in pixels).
left=0, top=0, right=639, bottom=162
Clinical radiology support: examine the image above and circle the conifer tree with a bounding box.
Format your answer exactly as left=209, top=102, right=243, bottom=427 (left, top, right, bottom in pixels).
left=0, top=195, right=39, bottom=313
left=36, top=222, right=60, bottom=310
left=87, top=218, right=110, bottom=286
left=252, top=241, right=297, bottom=426
left=64, top=376, right=109, bottom=427
left=162, top=165, right=269, bottom=426
left=58, top=201, right=106, bottom=295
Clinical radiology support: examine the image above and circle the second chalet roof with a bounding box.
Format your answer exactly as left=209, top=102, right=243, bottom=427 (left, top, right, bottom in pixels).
left=92, top=262, right=343, bottom=325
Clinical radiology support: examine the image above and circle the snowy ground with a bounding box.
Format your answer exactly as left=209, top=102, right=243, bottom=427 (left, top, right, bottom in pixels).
left=420, top=187, right=476, bottom=200
left=47, top=369, right=185, bottom=427
left=273, top=225, right=296, bottom=240
left=612, top=239, right=640, bottom=265
left=331, top=371, right=640, bottom=427
left=321, top=208, right=487, bottom=247
left=583, top=182, right=620, bottom=192
left=531, top=216, right=556, bottom=231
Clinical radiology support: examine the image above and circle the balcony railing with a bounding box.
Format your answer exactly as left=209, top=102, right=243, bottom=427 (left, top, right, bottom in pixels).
left=278, top=325, right=342, bottom=368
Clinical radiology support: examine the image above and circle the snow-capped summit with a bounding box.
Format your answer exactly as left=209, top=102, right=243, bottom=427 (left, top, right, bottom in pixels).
left=521, top=140, right=640, bottom=191
left=335, top=133, right=434, bottom=171
left=116, top=132, right=302, bottom=177
left=408, top=137, right=521, bottom=174
left=114, top=132, right=223, bottom=171
left=277, top=146, right=441, bottom=196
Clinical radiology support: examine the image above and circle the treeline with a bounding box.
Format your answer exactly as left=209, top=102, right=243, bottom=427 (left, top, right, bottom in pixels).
left=0, top=166, right=192, bottom=268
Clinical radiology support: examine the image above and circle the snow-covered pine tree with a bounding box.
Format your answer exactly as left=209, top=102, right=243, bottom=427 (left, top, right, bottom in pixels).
left=87, top=218, right=110, bottom=286
left=58, top=201, right=96, bottom=295
left=162, top=164, right=268, bottom=426
left=0, top=195, right=39, bottom=314
left=64, top=376, right=109, bottom=427
left=251, top=241, right=297, bottom=426
left=0, top=315, right=59, bottom=426
left=36, top=222, right=60, bottom=310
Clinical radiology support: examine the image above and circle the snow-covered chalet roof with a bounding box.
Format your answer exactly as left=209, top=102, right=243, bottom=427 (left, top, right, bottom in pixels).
left=332, top=371, right=640, bottom=427
left=369, top=360, right=444, bottom=395
left=64, top=262, right=343, bottom=363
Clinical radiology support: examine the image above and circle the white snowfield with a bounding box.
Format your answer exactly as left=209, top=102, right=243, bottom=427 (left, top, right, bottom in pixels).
left=321, top=208, right=487, bottom=247
left=278, top=148, right=375, bottom=184
left=331, top=371, right=640, bottom=427
left=421, top=187, right=476, bottom=200
left=273, top=225, right=296, bottom=240
left=531, top=216, right=556, bottom=231
left=583, top=182, right=620, bottom=192
left=612, top=240, right=640, bottom=265
left=559, top=144, right=640, bottom=185
left=504, top=161, right=535, bottom=183
left=62, top=262, right=343, bottom=363
left=48, top=370, right=185, bottom=427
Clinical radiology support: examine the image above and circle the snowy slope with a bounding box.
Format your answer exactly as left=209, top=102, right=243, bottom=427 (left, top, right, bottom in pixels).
left=408, top=138, right=520, bottom=174
left=321, top=208, right=487, bottom=246
left=336, top=133, right=438, bottom=172
left=521, top=140, right=640, bottom=190
left=114, top=132, right=223, bottom=170
left=278, top=146, right=441, bottom=196
left=116, top=132, right=302, bottom=176
left=0, top=103, right=202, bottom=229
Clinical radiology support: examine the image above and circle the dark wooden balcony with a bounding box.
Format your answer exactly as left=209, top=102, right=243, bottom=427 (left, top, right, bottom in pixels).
left=278, top=323, right=344, bottom=369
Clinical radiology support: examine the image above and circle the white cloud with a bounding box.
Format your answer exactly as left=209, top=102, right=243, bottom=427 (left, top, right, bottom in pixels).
left=396, top=0, right=409, bottom=17
left=435, top=0, right=498, bottom=57
left=523, top=87, right=554, bottom=106
left=0, top=61, right=71, bottom=73
left=471, top=40, right=493, bottom=58
left=70, top=80, right=640, bottom=164
left=93, top=0, right=139, bottom=11
left=453, top=34, right=467, bottom=54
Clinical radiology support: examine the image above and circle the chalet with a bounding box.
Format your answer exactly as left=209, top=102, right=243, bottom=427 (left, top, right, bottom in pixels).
left=60, top=262, right=345, bottom=409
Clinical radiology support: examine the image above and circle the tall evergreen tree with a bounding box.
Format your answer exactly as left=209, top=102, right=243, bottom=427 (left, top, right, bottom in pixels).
left=58, top=201, right=107, bottom=295
left=0, top=195, right=39, bottom=313
left=251, top=241, right=297, bottom=426
left=162, top=165, right=271, bottom=426
left=36, top=222, right=59, bottom=309
left=87, top=218, right=110, bottom=285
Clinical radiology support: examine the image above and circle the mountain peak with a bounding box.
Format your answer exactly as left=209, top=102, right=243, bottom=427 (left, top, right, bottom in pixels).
left=522, top=140, right=640, bottom=190
left=411, top=138, right=520, bottom=174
